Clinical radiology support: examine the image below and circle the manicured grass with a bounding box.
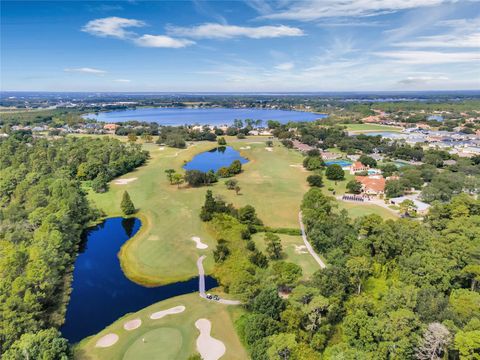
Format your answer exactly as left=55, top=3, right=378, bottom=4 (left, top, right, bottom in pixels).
left=339, top=123, right=403, bottom=132
left=88, top=139, right=310, bottom=286
left=252, top=233, right=321, bottom=279
left=87, top=136, right=395, bottom=286
left=74, top=293, right=247, bottom=360
left=336, top=201, right=398, bottom=220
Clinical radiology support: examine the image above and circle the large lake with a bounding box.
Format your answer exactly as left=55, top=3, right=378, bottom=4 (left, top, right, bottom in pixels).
left=60, top=217, right=217, bottom=343
left=184, top=146, right=248, bottom=173
left=83, top=107, right=326, bottom=125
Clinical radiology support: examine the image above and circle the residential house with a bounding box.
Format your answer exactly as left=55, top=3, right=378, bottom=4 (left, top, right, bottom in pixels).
left=350, top=161, right=370, bottom=174
left=355, top=175, right=386, bottom=196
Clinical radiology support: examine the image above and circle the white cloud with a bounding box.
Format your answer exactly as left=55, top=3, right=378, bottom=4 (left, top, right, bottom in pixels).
left=134, top=35, right=195, bottom=48
left=398, top=75, right=449, bottom=84
left=275, top=62, right=294, bottom=70
left=261, top=0, right=451, bottom=21
left=64, top=67, right=107, bottom=75
left=395, top=32, right=480, bottom=48
left=167, top=23, right=304, bottom=39
left=82, top=17, right=145, bottom=39
left=114, top=79, right=131, bottom=83
left=373, top=50, right=480, bottom=64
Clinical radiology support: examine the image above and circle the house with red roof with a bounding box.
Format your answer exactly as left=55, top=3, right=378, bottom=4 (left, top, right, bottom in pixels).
left=350, top=161, right=370, bottom=174
left=355, top=175, right=386, bottom=196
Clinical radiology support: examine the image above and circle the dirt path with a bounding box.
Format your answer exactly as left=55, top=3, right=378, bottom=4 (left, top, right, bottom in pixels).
left=197, top=256, right=241, bottom=305
left=298, top=212, right=326, bottom=269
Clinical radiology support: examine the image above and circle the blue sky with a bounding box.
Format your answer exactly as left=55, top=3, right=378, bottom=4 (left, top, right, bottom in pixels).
left=1, top=0, right=479, bottom=91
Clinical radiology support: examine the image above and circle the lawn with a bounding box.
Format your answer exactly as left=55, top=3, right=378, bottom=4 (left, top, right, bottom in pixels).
left=87, top=138, right=310, bottom=286
left=252, top=233, right=321, bottom=279
left=74, top=293, right=247, bottom=360
left=339, top=123, right=403, bottom=132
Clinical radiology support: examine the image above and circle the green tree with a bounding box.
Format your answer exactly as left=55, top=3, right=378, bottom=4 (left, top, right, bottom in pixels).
left=267, top=333, right=297, bottom=360
left=454, top=329, right=480, bottom=359
left=325, top=164, right=345, bottom=180
left=200, top=190, right=216, bottom=221
left=346, top=256, right=372, bottom=294
left=239, top=205, right=261, bottom=225
left=399, top=199, right=417, bottom=216
left=307, top=174, right=323, bottom=187
left=225, top=178, right=238, bottom=190
left=271, top=261, right=302, bottom=290
left=127, top=133, right=138, bottom=142
left=461, top=264, right=480, bottom=291
left=385, top=179, right=404, bottom=198
left=120, top=191, right=135, bottom=215
left=165, top=169, right=175, bottom=184
left=346, top=179, right=362, bottom=194
left=359, top=155, right=377, bottom=168
left=229, top=160, right=243, bottom=175
left=172, top=173, right=184, bottom=188
left=303, top=156, right=324, bottom=171
left=217, top=137, right=227, bottom=145
left=251, top=287, right=285, bottom=320
left=235, top=185, right=241, bottom=195
left=265, top=232, right=283, bottom=259
left=3, top=328, right=71, bottom=360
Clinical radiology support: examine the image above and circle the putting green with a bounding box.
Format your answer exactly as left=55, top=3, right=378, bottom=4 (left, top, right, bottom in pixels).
left=123, top=328, right=182, bottom=360
left=74, top=293, right=247, bottom=360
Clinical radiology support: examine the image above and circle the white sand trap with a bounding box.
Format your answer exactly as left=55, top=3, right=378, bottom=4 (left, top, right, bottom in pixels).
left=158, top=147, right=165, bottom=150
left=150, top=305, right=185, bottom=320
left=147, top=235, right=160, bottom=241
left=265, top=147, right=273, bottom=152
left=114, top=178, right=137, bottom=185
left=248, top=142, right=263, bottom=144
left=289, top=164, right=307, bottom=172
left=294, top=245, right=308, bottom=254
left=192, top=236, right=208, bottom=249
left=123, top=318, right=142, bottom=331
left=95, top=333, right=119, bottom=348
left=239, top=146, right=251, bottom=150
left=195, top=319, right=226, bottom=360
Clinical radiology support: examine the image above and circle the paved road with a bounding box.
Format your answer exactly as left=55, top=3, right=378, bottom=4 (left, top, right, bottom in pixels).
left=298, top=212, right=327, bottom=269
left=196, top=255, right=241, bottom=305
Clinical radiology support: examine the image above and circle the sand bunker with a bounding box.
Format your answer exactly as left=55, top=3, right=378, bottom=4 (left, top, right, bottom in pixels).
left=159, top=147, right=165, bottom=150
left=150, top=305, right=185, bottom=320
left=289, top=164, right=307, bottom=172
left=147, top=235, right=160, bottom=241
left=265, top=147, right=273, bottom=152
left=114, top=178, right=137, bottom=185
left=195, top=319, right=226, bottom=360
left=95, top=333, right=119, bottom=348
left=239, top=146, right=251, bottom=150
left=192, top=236, right=208, bottom=249
left=123, top=318, right=142, bottom=331
left=294, top=245, right=308, bottom=254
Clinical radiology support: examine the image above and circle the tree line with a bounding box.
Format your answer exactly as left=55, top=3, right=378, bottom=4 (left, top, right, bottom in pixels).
left=0, top=135, right=149, bottom=357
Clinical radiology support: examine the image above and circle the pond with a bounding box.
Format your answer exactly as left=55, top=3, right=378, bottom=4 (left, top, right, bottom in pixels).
left=82, top=107, right=326, bottom=126
left=60, top=217, right=217, bottom=343
left=183, top=146, right=249, bottom=173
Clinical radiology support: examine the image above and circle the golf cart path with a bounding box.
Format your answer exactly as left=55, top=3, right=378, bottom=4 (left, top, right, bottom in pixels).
left=298, top=211, right=326, bottom=269
left=197, top=255, right=241, bottom=305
